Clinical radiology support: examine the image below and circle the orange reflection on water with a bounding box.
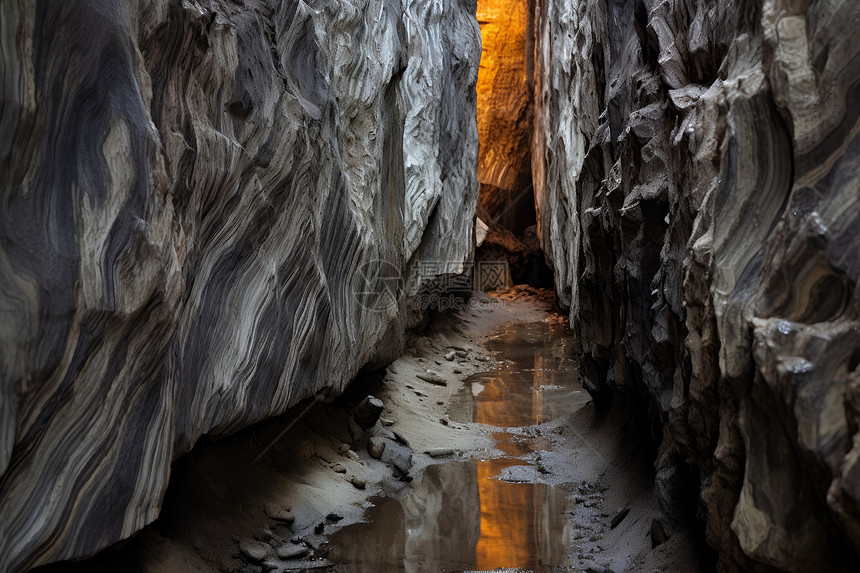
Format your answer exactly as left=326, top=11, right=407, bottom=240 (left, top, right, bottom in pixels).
left=476, top=457, right=538, bottom=568
left=474, top=343, right=543, bottom=569
left=327, top=321, right=579, bottom=572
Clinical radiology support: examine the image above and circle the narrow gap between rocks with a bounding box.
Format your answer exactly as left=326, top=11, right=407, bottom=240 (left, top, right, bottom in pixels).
left=474, top=0, right=553, bottom=291
left=29, top=3, right=708, bottom=573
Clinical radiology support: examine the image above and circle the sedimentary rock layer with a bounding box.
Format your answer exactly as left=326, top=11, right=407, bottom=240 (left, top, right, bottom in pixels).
left=475, top=0, right=535, bottom=234
left=533, top=0, right=860, bottom=570
left=0, top=0, right=479, bottom=570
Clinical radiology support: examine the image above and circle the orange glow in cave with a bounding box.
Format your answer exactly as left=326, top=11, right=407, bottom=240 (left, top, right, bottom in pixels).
left=472, top=4, right=549, bottom=567
left=475, top=0, right=534, bottom=233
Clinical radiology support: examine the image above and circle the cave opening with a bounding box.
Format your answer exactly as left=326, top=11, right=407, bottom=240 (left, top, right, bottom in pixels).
left=474, top=0, right=553, bottom=290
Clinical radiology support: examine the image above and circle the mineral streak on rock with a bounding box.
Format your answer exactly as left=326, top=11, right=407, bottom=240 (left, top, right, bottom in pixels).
left=0, top=0, right=479, bottom=570
left=533, top=0, right=860, bottom=570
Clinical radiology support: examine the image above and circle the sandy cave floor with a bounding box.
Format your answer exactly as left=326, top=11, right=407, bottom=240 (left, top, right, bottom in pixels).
left=37, top=288, right=709, bottom=573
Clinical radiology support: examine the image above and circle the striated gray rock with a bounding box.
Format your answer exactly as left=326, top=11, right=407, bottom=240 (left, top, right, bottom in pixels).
left=533, top=0, right=860, bottom=571
left=0, top=0, right=479, bottom=570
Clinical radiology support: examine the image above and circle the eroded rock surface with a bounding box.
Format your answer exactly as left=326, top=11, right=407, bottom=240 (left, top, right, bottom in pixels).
left=533, top=0, right=860, bottom=570
left=476, top=0, right=535, bottom=235
left=0, top=0, right=479, bottom=570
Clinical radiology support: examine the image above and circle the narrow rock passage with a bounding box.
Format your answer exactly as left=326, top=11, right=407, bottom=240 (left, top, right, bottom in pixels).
left=326, top=291, right=707, bottom=572
left=35, top=290, right=708, bottom=573
left=330, top=318, right=583, bottom=572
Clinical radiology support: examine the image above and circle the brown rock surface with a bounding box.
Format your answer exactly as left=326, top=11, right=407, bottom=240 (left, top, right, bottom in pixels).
left=476, top=0, right=536, bottom=235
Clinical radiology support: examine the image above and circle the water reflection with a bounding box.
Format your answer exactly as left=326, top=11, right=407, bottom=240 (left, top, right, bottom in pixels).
left=328, top=461, right=567, bottom=572
left=448, top=320, right=586, bottom=426
left=328, top=462, right=480, bottom=572
left=329, top=320, right=584, bottom=572
left=474, top=457, right=567, bottom=570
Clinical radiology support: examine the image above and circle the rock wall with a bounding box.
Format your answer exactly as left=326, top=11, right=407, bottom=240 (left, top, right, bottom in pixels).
left=0, top=0, right=480, bottom=570
left=475, top=0, right=535, bottom=235
left=533, top=0, right=860, bottom=571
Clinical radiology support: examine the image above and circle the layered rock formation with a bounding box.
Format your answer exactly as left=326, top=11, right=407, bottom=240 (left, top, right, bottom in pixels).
left=533, top=0, right=860, bottom=570
left=0, top=0, right=479, bottom=570
left=475, top=0, right=535, bottom=235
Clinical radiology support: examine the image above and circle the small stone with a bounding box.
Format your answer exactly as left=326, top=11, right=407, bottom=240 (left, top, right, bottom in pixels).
left=332, top=463, right=347, bottom=474
left=337, top=443, right=351, bottom=454
left=345, top=449, right=365, bottom=465
left=350, top=476, right=366, bottom=489
left=253, top=528, right=275, bottom=543
left=444, top=351, right=456, bottom=361
left=276, top=543, right=308, bottom=560
left=239, top=539, right=272, bottom=562
left=425, top=448, right=454, bottom=458
left=368, top=437, right=386, bottom=459
left=354, top=395, right=384, bottom=429
left=264, top=503, right=294, bottom=523
left=326, top=512, right=343, bottom=522
left=453, top=368, right=463, bottom=374
left=455, top=350, right=468, bottom=358
left=440, top=416, right=450, bottom=426
left=417, top=370, right=447, bottom=386
left=610, top=507, right=631, bottom=529
left=381, top=439, right=413, bottom=475
left=436, top=401, right=444, bottom=405
left=314, top=523, right=325, bottom=534
left=381, top=418, right=394, bottom=426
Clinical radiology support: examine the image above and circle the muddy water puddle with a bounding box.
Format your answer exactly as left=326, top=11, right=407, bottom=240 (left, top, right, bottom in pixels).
left=328, top=321, right=589, bottom=572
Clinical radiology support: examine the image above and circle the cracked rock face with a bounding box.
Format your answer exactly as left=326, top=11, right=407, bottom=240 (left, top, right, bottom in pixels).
left=533, top=0, right=860, bottom=570
left=0, top=0, right=479, bottom=570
